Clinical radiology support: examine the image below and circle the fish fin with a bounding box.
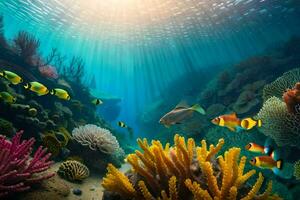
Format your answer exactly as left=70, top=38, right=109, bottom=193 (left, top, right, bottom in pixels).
left=175, top=100, right=189, bottom=109
left=229, top=112, right=238, bottom=118
left=50, top=89, right=55, bottom=95
left=270, top=149, right=281, bottom=161
left=257, top=119, right=262, bottom=127
left=0, top=71, right=3, bottom=76
left=24, top=83, right=30, bottom=89
left=191, top=104, right=206, bottom=115
left=164, top=125, right=171, bottom=128
left=228, top=126, right=236, bottom=132
left=277, top=159, right=283, bottom=169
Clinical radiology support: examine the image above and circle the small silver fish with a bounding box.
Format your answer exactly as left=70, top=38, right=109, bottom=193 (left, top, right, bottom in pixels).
left=159, top=101, right=205, bottom=128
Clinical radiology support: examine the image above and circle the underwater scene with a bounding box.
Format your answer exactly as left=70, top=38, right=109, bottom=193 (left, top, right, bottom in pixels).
left=0, top=0, right=300, bottom=199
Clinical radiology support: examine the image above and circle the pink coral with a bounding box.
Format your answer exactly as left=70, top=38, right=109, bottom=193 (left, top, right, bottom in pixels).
left=38, top=65, right=58, bottom=79
left=0, top=131, right=54, bottom=197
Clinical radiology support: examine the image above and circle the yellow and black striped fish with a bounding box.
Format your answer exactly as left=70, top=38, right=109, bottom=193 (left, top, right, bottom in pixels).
left=118, top=121, right=127, bottom=128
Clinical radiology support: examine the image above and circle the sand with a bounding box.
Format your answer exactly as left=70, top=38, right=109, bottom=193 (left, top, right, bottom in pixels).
left=49, top=162, right=131, bottom=200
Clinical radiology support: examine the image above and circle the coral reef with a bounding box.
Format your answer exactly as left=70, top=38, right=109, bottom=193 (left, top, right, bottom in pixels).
left=102, top=134, right=278, bottom=200
left=0, top=117, right=14, bottom=136
left=233, top=90, right=260, bottom=114
left=205, top=127, right=266, bottom=158
left=58, top=160, right=89, bottom=182
left=263, top=68, right=300, bottom=102
left=256, top=96, right=300, bottom=147
left=41, top=131, right=63, bottom=157
left=294, top=160, right=300, bottom=180
left=0, top=131, right=54, bottom=197
left=206, top=103, right=226, bottom=119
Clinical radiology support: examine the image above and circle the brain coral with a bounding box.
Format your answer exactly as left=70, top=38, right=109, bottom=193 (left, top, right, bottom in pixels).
left=256, top=96, right=300, bottom=147
left=58, top=160, right=89, bottom=182
left=72, top=124, right=121, bottom=155
left=102, top=134, right=280, bottom=200
left=263, top=68, right=300, bottom=102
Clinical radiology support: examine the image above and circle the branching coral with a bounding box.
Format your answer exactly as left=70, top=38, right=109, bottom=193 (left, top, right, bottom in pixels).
left=13, top=31, right=40, bottom=65
left=102, top=134, right=278, bottom=200
left=58, top=160, right=89, bottom=182
left=72, top=124, right=121, bottom=155
left=0, top=131, right=54, bottom=197
left=263, top=68, right=300, bottom=102
left=256, top=96, right=300, bottom=147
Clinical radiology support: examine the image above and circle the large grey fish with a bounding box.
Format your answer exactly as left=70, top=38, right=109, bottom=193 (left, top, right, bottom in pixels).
left=159, top=101, right=205, bottom=128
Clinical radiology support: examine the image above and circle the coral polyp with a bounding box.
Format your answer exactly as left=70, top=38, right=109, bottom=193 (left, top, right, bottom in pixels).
left=102, top=134, right=279, bottom=200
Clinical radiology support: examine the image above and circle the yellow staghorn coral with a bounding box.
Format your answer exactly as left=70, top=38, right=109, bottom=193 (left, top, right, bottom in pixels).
left=102, top=164, right=136, bottom=198
left=102, top=134, right=280, bottom=200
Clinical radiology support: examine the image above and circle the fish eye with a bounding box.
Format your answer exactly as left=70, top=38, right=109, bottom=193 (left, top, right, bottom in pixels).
left=245, top=143, right=251, bottom=149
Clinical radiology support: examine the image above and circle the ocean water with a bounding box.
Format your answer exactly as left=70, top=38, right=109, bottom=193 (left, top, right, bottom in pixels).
left=0, top=0, right=300, bottom=199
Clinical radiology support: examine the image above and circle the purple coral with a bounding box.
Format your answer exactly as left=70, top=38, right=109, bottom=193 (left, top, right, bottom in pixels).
left=0, top=130, right=54, bottom=197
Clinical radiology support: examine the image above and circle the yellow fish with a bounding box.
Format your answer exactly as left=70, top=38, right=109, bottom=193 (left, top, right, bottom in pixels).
left=24, top=81, right=49, bottom=96
left=92, top=99, right=103, bottom=105
left=50, top=88, right=70, bottom=100
left=240, top=117, right=262, bottom=130
left=118, top=121, right=127, bottom=128
left=250, top=156, right=282, bottom=170
left=0, top=91, right=16, bottom=104
left=0, top=70, right=23, bottom=85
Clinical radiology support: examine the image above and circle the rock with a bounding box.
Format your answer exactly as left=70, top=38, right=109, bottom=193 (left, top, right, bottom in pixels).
left=72, top=188, right=82, bottom=196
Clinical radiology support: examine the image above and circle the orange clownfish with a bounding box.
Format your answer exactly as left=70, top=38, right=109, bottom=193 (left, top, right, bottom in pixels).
left=245, top=143, right=266, bottom=154
left=211, top=113, right=242, bottom=132
left=249, top=147, right=292, bottom=179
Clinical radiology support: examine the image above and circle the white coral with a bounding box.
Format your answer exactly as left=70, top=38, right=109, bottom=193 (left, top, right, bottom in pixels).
left=72, top=124, right=120, bottom=154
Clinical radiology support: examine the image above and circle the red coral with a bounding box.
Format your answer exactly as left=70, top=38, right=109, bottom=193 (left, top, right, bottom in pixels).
left=283, top=82, right=300, bottom=114
left=0, top=131, right=54, bottom=197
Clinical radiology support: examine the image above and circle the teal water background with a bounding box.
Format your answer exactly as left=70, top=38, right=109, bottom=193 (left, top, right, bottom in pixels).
left=1, top=0, right=300, bottom=135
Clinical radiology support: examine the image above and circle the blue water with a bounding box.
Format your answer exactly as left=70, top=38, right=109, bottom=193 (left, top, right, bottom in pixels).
left=1, top=0, right=300, bottom=134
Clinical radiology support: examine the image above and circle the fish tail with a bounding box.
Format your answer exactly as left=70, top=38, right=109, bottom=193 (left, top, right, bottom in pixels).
left=24, top=83, right=30, bottom=89
left=276, top=159, right=283, bottom=169
left=257, top=119, right=262, bottom=127
left=191, top=104, right=206, bottom=115
left=0, top=71, right=3, bottom=77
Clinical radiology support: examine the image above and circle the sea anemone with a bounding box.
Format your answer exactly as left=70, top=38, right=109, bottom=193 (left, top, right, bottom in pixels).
left=72, top=124, right=121, bottom=155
